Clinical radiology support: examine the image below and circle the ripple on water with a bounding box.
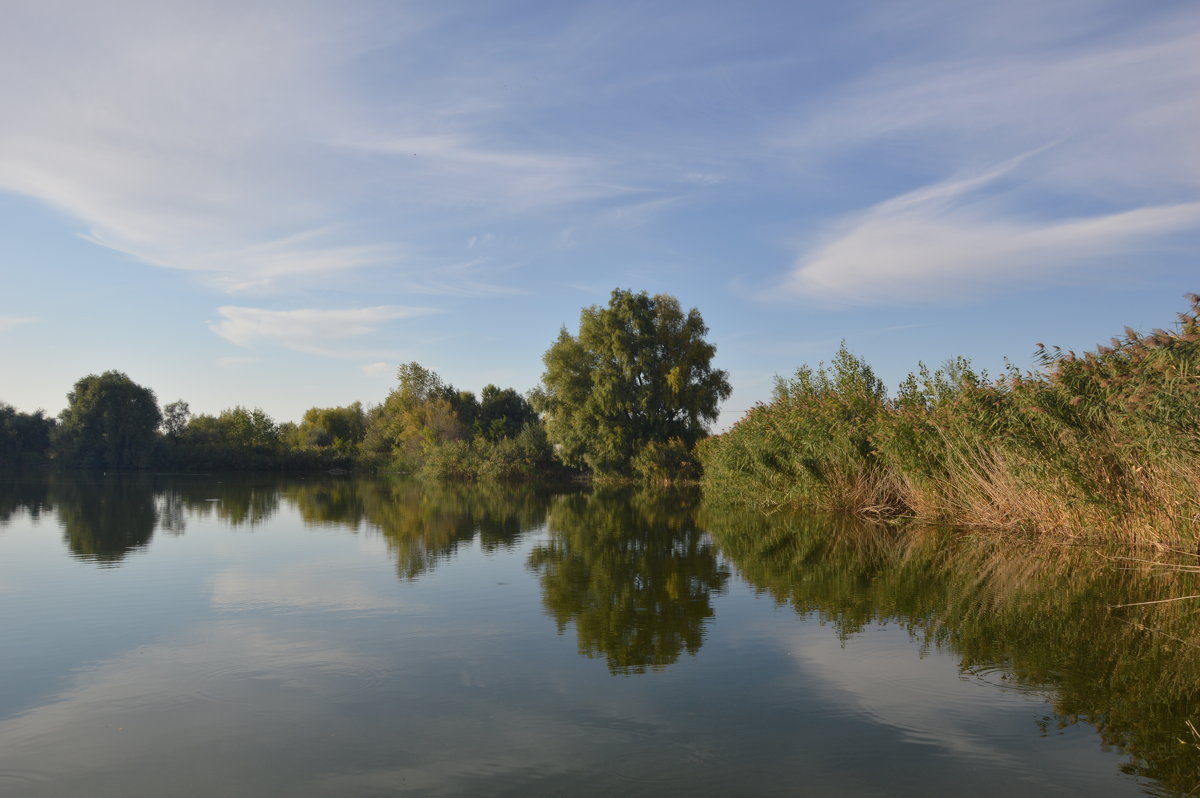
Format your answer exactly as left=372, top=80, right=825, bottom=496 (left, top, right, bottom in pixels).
left=962, top=665, right=1049, bottom=697
left=179, top=652, right=389, bottom=708
left=609, top=744, right=716, bottom=784
left=0, top=769, right=51, bottom=790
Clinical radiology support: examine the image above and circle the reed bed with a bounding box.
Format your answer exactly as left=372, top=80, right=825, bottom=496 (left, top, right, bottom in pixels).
left=700, top=296, right=1200, bottom=543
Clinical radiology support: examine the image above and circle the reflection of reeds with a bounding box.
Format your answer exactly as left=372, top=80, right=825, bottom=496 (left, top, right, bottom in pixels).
left=704, top=503, right=1200, bottom=793
left=1182, top=720, right=1200, bottom=797
left=1182, top=720, right=1200, bottom=752
left=701, top=297, right=1200, bottom=544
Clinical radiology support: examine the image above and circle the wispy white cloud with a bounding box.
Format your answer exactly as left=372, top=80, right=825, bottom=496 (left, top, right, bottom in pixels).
left=210, top=305, right=436, bottom=355
left=361, top=362, right=393, bottom=378
left=785, top=11, right=1200, bottom=188
left=680, top=171, right=726, bottom=186
left=383, top=258, right=526, bottom=298
left=779, top=6, right=1200, bottom=302
left=342, top=134, right=610, bottom=210
left=592, top=196, right=681, bottom=229
left=0, top=1, right=406, bottom=291
left=0, top=1, right=647, bottom=294
left=0, top=316, right=36, bottom=333
left=788, top=164, right=1200, bottom=303
left=216, top=356, right=259, bottom=368
left=86, top=226, right=401, bottom=295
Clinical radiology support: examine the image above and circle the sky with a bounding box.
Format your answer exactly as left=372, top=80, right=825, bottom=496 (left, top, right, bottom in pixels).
left=1, top=0, right=1198, bottom=429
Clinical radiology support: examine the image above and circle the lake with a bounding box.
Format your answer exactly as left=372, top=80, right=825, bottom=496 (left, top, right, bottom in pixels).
left=1, top=473, right=1198, bottom=796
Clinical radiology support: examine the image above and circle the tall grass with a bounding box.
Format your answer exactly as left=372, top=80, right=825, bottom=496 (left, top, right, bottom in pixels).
left=700, top=296, right=1200, bottom=543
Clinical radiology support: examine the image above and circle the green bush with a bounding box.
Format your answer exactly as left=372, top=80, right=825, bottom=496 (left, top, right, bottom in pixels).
left=632, top=438, right=700, bottom=483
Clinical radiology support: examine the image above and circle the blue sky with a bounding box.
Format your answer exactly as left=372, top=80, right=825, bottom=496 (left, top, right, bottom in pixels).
left=2, top=0, right=1198, bottom=428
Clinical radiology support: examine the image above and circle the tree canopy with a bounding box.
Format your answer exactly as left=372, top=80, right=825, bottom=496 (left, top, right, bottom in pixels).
left=361, top=362, right=468, bottom=469
left=533, top=289, right=731, bottom=475
left=56, top=371, right=161, bottom=469
left=295, top=402, right=366, bottom=450
left=477, top=385, right=537, bottom=441
left=0, top=403, right=54, bottom=466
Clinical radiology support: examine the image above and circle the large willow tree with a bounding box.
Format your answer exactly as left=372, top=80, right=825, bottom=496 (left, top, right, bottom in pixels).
left=56, top=371, right=161, bottom=469
left=533, top=289, right=731, bottom=476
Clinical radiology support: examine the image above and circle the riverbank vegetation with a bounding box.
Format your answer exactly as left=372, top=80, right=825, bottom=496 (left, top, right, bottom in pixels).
left=0, top=365, right=556, bottom=477
left=700, top=295, right=1200, bottom=542
left=1, top=289, right=727, bottom=483
left=7, top=290, right=1200, bottom=536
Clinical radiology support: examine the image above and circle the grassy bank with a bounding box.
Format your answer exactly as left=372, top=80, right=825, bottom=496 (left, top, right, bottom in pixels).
left=699, top=296, right=1200, bottom=543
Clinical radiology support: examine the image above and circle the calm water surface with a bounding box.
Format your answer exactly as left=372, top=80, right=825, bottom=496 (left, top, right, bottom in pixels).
left=1, top=473, right=1198, bottom=796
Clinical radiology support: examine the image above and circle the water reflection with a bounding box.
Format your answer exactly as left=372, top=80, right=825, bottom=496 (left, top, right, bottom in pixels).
left=530, top=487, right=730, bottom=674
left=5, top=472, right=1200, bottom=793
left=0, top=475, right=50, bottom=525
left=55, top=476, right=159, bottom=564
left=703, top=504, right=1200, bottom=794
left=286, top=478, right=556, bottom=580
left=0, top=474, right=159, bottom=565
left=169, top=476, right=283, bottom=527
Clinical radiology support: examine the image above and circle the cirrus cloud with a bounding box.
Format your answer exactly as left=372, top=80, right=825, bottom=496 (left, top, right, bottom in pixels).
left=778, top=4, right=1200, bottom=303
left=210, top=305, right=437, bottom=355
left=0, top=1, right=634, bottom=295
left=788, top=164, right=1200, bottom=304
left=0, top=316, right=36, bottom=333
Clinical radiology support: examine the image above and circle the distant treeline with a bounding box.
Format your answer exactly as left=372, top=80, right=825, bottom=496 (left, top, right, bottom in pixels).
left=700, top=295, right=1200, bottom=543
left=0, top=364, right=559, bottom=479
left=9, top=291, right=1200, bottom=537
left=0, top=289, right=729, bottom=482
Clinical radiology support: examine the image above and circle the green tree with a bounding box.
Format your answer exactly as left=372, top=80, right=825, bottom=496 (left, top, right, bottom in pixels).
left=214, top=406, right=280, bottom=449
left=56, top=371, right=161, bottom=469
left=0, top=403, right=54, bottom=466
left=533, top=289, right=731, bottom=476
left=161, top=399, right=190, bottom=441
left=170, top=406, right=284, bottom=469
left=361, top=363, right=467, bottom=469
left=477, top=385, right=537, bottom=441
left=450, top=390, right=481, bottom=434
left=296, top=402, right=366, bottom=450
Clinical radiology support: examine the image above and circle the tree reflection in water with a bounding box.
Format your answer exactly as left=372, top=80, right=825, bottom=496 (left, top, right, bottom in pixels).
left=3, top=471, right=1200, bottom=793
left=286, top=477, right=556, bottom=580
left=529, top=486, right=730, bottom=674
left=0, top=475, right=50, bottom=526
left=53, top=475, right=158, bottom=565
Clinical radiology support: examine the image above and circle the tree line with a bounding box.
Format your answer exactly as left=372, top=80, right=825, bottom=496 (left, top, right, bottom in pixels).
left=11, top=286, right=1200, bottom=537
left=0, top=289, right=731, bottom=481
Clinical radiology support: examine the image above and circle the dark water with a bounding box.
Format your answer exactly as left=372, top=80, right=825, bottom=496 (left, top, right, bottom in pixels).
left=1, top=473, right=1198, bottom=796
